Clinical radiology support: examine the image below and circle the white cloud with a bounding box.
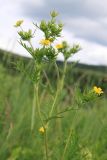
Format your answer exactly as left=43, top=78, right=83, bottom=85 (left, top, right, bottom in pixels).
left=58, top=30, right=107, bottom=65
left=65, top=17, right=107, bottom=45
left=0, top=0, right=107, bottom=66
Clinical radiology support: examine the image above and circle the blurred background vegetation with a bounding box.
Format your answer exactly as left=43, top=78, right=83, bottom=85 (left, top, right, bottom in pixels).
left=0, top=49, right=107, bottom=160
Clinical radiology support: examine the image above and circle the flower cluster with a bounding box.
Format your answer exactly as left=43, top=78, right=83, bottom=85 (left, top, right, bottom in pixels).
left=14, top=20, right=23, bottom=27
left=15, top=10, right=81, bottom=66
left=39, top=127, right=45, bottom=133
left=56, top=41, right=81, bottom=60
left=18, top=29, right=33, bottom=41
left=93, top=86, right=103, bottom=95
left=39, top=11, right=63, bottom=42
left=56, top=43, right=63, bottom=49
left=75, top=85, right=104, bottom=106
left=40, top=39, right=51, bottom=46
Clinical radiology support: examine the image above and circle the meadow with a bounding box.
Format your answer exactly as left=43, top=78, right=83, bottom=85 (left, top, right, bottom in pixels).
left=0, top=49, right=107, bottom=160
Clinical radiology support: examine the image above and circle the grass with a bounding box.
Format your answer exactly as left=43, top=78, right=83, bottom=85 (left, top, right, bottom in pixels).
left=0, top=58, right=107, bottom=160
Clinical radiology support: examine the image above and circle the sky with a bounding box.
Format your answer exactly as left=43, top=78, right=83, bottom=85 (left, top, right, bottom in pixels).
left=0, top=0, right=107, bottom=65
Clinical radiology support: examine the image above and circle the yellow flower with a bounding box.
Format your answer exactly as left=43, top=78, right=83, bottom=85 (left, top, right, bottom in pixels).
left=56, top=44, right=63, bottom=49
left=81, top=147, right=92, bottom=160
left=40, top=39, right=51, bottom=46
left=14, top=20, right=23, bottom=27
left=39, top=126, right=45, bottom=133
left=93, top=86, right=103, bottom=95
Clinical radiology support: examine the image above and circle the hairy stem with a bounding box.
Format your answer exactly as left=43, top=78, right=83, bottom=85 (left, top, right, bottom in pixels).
left=36, top=83, right=49, bottom=160
left=47, top=60, right=67, bottom=126
left=31, top=84, right=36, bottom=131
left=61, top=127, right=72, bottom=160
left=44, top=129, right=49, bottom=160
left=31, top=66, right=49, bottom=160
left=61, top=110, right=78, bottom=160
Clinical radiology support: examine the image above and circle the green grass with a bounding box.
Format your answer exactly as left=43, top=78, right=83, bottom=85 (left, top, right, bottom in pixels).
left=0, top=58, right=107, bottom=160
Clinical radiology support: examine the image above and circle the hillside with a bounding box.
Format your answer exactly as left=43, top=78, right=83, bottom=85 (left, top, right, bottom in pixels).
left=1, top=48, right=107, bottom=73
left=0, top=48, right=107, bottom=88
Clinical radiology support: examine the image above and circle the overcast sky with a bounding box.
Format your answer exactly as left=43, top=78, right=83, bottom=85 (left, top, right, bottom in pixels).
left=0, top=0, right=107, bottom=65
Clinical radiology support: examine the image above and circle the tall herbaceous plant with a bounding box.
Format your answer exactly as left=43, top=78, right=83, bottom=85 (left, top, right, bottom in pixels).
left=14, top=11, right=103, bottom=160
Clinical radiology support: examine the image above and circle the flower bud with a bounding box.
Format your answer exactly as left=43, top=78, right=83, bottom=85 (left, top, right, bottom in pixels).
left=40, top=20, right=47, bottom=31
left=14, top=20, right=23, bottom=27
left=50, top=10, right=59, bottom=18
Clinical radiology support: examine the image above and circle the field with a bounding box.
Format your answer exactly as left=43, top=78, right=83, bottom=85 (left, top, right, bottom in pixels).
left=0, top=49, right=107, bottom=160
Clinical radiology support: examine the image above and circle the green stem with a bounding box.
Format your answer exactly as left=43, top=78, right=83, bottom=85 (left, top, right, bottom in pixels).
left=20, top=26, right=24, bottom=31
left=49, top=87, right=59, bottom=117
left=31, top=70, right=49, bottom=160
left=55, top=62, right=60, bottom=85
left=31, top=84, right=36, bottom=131
left=47, top=60, right=67, bottom=126
left=43, top=70, right=53, bottom=94
left=36, top=80, right=49, bottom=160
left=52, top=60, right=67, bottom=114
left=29, top=40, right=34, bottom=51
left=60, top=60, right=67, bottom=91
left=61, top=127, right=72, bottom=160
left=61, top=110, right=78, bottom=160
left=31, top=82, right=44, bottom=131
left=36, top=83, right=44, bottom=126
left=48, top=62, right=60, bottom=118
left=44, top=129, right=49, bottom=160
